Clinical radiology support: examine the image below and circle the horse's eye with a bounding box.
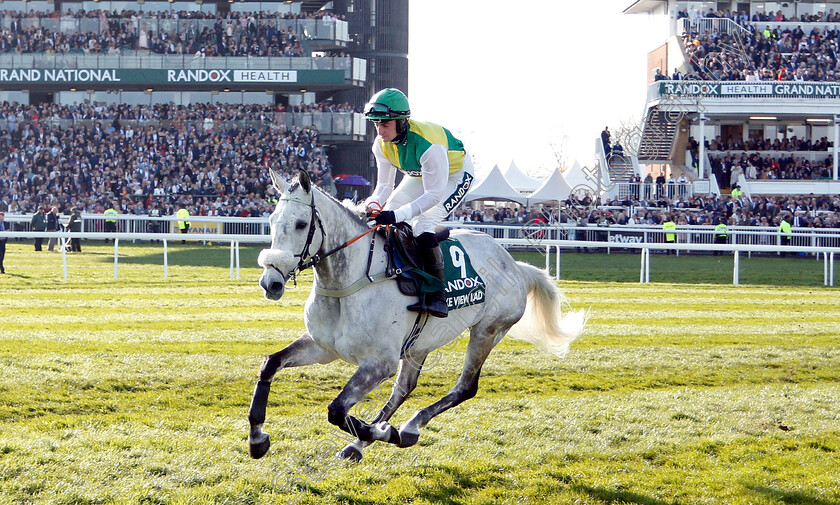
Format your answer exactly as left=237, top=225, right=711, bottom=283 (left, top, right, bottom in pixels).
left=295, top=221, right=307, bottom=230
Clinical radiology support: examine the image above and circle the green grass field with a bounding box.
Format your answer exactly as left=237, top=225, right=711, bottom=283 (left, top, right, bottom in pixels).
left=0, top=241, right=838, bottom=505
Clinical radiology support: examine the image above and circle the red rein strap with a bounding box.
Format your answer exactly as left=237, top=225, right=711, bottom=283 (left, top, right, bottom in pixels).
left=346, top=224, right=382, bottom=246
left=347, top=201, right=388, bottom=245
left=303, top=207, right=387, bottom=269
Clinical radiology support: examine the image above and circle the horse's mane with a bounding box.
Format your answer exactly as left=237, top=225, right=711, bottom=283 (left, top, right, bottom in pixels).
left=307, top=183, right=368, bottom=226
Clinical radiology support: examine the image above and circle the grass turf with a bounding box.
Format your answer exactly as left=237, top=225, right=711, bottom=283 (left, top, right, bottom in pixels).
left=0, top=241, right=837, bottom=504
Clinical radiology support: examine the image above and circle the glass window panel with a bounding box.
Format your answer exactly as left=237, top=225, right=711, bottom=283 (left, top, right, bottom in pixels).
left=116, top=92, right=153, bottom=106
left=3, top=1, right=51, bottom=12
left=0, top=91, right=31, bottom=105
left=150, top=91, right=179, bottom=105
left=213, top=91, right=243, bottom=105
left=181, top=91, right=213, bottom=104
left=241, top=92, right=271, bottom=105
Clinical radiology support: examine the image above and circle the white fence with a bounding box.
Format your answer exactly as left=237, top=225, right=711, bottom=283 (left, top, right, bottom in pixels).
left=5, top=213, right=840, bottom=249
left=2, top=225, right=837, bottom=286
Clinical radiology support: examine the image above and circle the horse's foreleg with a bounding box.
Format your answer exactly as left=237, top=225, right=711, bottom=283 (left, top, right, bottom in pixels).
left=327, top=359, right=400, bottom=446
left=338, top=353, right=428, bottom=461
left=248, top=332, right=337, bottom=459
left=398, top=328, right=500, bottom=448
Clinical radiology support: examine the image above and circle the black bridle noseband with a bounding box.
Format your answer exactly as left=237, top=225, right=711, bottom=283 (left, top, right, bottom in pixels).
left=270, top=190, right=383, bottom=287
left=272, top=191, right=326, bottom=287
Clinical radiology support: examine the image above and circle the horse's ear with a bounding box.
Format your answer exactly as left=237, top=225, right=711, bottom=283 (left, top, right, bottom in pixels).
left=270, top=165, right=290, bottom=194
left=298, top=168, right=311, bottom=193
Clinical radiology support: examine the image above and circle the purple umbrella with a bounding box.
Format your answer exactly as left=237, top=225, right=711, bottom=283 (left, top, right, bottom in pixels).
left=335, top=175, right=371, bottom=186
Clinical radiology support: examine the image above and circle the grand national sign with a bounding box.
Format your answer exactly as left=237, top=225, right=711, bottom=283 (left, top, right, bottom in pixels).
left=659, top=81, right=840, bottom=98
left=0, top=68, right=344, bottom=86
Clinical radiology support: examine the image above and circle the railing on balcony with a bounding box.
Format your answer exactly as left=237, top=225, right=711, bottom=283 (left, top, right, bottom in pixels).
left=0, top=53, right=357, bottom=71
left=0, top=16, right=350, bottom=44
left=678, top=17, right=750, bottom=38
left=0, top=113, right=365, bottom=137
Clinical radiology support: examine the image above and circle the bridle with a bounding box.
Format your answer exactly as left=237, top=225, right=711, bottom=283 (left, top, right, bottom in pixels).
left=270, top=189, right=382, bottom=287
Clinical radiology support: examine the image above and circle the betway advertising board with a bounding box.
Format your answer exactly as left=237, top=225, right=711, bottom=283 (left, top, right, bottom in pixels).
left=0, top=68, right=344, bottom=86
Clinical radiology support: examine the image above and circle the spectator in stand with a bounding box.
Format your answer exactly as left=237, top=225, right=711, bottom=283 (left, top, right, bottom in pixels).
left=601, top=127, right=611, bottom=156
left=31, top=206, right=46, bottom=251
left=67, top=206, right=82, bottom=252
left=46, top=206, right=59, bottom=251
left=655, top=171, right=666, bottom=198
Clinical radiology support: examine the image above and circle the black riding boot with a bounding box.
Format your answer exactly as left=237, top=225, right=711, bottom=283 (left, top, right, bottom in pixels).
left=407, top=233, right=449, bottom=318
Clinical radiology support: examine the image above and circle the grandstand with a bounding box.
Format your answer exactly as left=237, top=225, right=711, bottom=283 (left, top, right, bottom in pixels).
left=0, top=0, right=408, bottom=215
left=615, top=0, right=840, bottom=200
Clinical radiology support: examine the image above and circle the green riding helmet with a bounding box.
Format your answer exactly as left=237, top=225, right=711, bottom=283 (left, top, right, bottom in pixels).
left=363, top=88, right=410, bottom=121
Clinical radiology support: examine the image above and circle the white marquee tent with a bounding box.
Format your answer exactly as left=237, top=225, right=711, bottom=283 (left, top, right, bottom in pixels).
left=526, top=167, right=574, bottom=204
left=464, top=164, right=527, bottom=204
left=561, top=161, right=609, bottom=197
left=501, top=161, right=544, bottom=193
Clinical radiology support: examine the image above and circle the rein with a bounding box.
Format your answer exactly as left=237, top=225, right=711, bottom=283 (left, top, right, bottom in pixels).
left=273, top=191, right=383, bottom=287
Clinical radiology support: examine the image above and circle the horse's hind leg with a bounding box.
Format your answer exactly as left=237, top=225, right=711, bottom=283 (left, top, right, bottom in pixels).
left=338, top=353, right=428, bottom=461
left=397, top=324, right=505, bottom=448
left=248, top=332, right=338, bottom=459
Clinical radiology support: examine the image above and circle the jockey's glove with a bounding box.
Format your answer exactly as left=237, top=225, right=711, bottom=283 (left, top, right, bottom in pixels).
left=373, top=210, right=397, bottom=225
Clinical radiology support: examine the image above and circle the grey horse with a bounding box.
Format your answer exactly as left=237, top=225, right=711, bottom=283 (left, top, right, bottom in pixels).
left=249, top=169, right=585, bottom=461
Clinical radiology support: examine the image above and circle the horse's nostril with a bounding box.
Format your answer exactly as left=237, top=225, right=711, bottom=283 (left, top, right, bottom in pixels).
left=269, top=281, right=284, bottom=293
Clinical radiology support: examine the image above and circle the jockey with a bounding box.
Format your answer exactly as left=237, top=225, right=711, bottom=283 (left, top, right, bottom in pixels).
left=364, top=88, right=474, bottom=318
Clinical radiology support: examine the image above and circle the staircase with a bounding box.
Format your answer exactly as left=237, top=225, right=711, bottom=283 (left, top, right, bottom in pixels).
left=607, top=153, right=637, bottom=200
left=607, top=153, right=634, bottom=183
left=637, top=105, right=678, bottom=163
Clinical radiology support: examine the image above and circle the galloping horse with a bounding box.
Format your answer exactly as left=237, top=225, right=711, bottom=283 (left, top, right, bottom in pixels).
left=248, top=169, right=585, bottom=461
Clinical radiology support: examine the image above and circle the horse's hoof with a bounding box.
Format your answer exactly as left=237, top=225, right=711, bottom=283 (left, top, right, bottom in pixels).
left=397, top=430, right=419, bottom=448
left=249, top=433, right=271, bottom=459
left=337, top=445, right=363, bottom=462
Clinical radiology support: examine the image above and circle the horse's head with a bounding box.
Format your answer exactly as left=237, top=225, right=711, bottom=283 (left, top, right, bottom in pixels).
left=258, top=168, right=324, bottom=300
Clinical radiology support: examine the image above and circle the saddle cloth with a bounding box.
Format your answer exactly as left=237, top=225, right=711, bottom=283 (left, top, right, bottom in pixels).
left=388, top=223, right=486, bottom=311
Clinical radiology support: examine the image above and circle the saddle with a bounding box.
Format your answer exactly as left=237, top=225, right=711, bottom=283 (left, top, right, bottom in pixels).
left=384, top=223, right=449, bottom=297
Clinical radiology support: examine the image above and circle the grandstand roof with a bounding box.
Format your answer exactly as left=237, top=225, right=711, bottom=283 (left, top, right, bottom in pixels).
left=622, top=0, right=664, bottom=15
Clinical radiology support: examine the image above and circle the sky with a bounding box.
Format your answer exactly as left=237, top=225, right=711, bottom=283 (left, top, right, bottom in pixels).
left=408, top=0, right=664, bottom=178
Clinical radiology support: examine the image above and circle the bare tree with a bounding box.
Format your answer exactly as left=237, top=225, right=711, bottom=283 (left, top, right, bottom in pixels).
left=612, top=115, right=643, bottom=158
left=549, top=132, right=571, bottom=173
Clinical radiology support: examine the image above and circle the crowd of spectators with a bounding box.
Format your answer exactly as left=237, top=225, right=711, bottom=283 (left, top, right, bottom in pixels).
left=678, top=8, right=840, bottom=24
left=684, top=135, right=836, bottom=185
left=0, top=100, right=361, bottom=123
left=676, top=8, right=840, bottom=82
left=0, top=8, right=346, bottom=57
left=595, top=192, right=840, bottom=230
left=713, top=152, right=834, bottom=183
left=704, top=135, right=832, bottom=152
left=447, top=193, right=840, bottom=234
left=1, top=8, right=345, bottom=22
left=0, top=101, right=339, bottom=219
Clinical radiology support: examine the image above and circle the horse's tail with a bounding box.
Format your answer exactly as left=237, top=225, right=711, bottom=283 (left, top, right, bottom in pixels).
left=506, top=261, right=586, bottom=358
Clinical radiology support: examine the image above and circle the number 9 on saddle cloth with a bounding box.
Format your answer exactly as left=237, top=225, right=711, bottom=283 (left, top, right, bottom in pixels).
left=386, top=223, right=486, bottom=311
